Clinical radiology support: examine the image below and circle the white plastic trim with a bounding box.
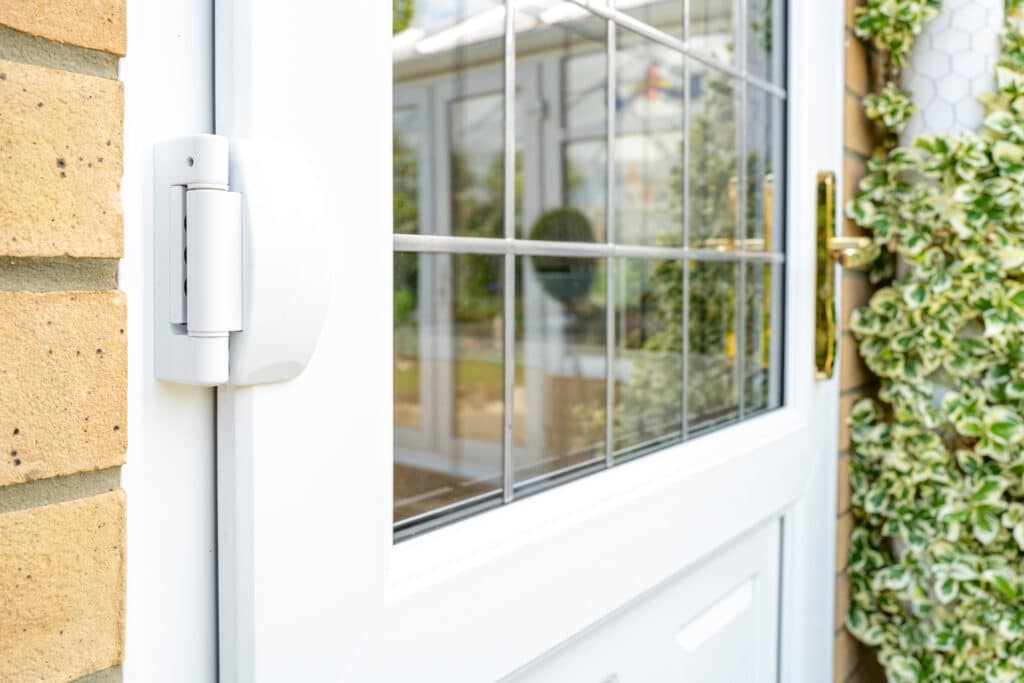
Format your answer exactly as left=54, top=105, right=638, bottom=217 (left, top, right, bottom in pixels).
left=227, top=139, right=331, bottom=386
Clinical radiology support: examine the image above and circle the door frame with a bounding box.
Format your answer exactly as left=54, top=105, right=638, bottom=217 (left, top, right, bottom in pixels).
left=121, top=0, right=220, bottom=679
left=214, top=0, right=843, bottom=680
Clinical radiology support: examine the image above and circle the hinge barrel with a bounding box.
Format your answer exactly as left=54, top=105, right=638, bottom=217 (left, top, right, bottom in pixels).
left=186, top=189, right=242, bottom=337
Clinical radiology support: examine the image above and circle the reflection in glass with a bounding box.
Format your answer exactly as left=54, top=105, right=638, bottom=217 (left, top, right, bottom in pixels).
left=394, top=252, right=422, bottom=431
left=518, top=9, right=607, bottom=241
left=690, top=0, right=735, bottom=64
left=393, top=252, right=505, bottom=525
left=394, top=107, right=420, bottom=235
left=616, top=31, right=684, bottom=246
left=451, top=92, right=506, bottom=238
left=744, top=263, right=781, bottom=415
left=746, top=0, right=785, bottom=85
left=515, top=256, right=606, bottom=486
left=688, top=68, right=738, bottom=248
left=688, top=260, right=738, bottom=431
left=564, top=139, right=607, bottom=241
left=745, top=87, right=783, bottom=250
left=391, top=0, right=789, bottom=534
left=563, top=50, right=605, bottom=130
left=615, top=258, right=683, bottom=457
left=393, top=0, right=505, bottom=237
left=619, top=0, right=683, bottom=40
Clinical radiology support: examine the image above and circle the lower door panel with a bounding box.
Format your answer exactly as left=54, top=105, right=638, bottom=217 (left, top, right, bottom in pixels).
left=506, top=518, right=781, bottom=683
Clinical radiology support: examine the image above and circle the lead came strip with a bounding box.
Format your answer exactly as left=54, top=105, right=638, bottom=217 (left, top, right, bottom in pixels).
left=393, top=234, right=786, bottom=263
left=681, top=0, right=692, bottom=440
left=604, top=7, right=617, bottom=468
left=736, top=0, right=748, bottom=420
left=502, top=0, right=517, bottom=504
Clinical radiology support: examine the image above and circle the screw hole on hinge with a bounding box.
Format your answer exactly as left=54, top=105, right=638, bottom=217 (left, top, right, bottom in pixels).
left=183, top=247, right=187, bottom=263
left=186, top=156, right=195, bottom=167
left=183, top=279, right=188, bottom=296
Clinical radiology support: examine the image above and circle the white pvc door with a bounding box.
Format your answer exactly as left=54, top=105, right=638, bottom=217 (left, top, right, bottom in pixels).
left=214, top=1, right=844, bottom=681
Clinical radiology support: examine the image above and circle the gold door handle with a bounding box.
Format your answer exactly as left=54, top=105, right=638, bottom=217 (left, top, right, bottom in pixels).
left=815, top=172, right=836, bottom=380
left=815, top=173, right=880, bottom=380
left=828, top=236, right=878, bottom=271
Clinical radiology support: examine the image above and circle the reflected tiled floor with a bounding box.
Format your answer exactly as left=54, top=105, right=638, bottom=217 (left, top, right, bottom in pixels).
left=394, top=462, right=497, bottom=522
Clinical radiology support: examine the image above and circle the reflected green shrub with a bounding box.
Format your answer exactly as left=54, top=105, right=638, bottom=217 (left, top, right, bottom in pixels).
left=529, top=208, right=598, bottom=304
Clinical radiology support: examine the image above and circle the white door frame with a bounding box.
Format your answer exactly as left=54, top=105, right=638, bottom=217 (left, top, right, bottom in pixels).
left=778, top=3, right=844, bottom=679
left=213, top=0, right=843, bottom=680
left=120, top=0, right=219, bottom=680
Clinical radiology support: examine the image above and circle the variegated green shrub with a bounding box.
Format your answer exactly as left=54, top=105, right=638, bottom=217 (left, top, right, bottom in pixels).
left=844, top=5, right=1024, bottom=682
left=853, top=0, right=942, bottom=67
left=865, top=83, right=918, bottom=136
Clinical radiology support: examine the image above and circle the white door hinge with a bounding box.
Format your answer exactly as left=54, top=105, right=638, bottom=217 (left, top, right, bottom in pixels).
left=153, top=135, right=329, bottom=386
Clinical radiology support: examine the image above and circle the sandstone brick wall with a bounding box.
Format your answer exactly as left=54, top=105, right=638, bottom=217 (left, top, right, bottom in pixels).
left=835, top=1, right=884, bottom=682
left=0, top=3, right=126, bottom=682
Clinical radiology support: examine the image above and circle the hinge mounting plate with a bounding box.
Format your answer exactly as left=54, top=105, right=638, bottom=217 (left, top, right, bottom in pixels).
left=154, top=135, right=241, bottom=385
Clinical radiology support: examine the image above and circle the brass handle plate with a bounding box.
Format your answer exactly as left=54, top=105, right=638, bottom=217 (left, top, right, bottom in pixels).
left=815, top=171, right=837, bottom=380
